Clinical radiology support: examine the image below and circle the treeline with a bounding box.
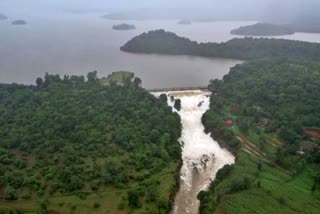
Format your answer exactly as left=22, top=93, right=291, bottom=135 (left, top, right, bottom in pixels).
left=121, top=29, right=320, bottom=61
left=230, top=23, right=295, bottom=36
left=0, top=72, right=181, bottom=213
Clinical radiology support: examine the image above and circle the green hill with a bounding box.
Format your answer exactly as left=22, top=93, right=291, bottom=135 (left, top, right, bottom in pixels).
left=200, top=59, right=320, bottom=213
left=121, top=29, right=320, bottom=61
left=230, top=23, right=295, bottom=36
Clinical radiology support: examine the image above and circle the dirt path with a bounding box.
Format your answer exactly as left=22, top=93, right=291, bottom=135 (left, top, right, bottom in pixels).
left=237, top=135, right=293, bottom=175
left=237, top=136, right=270, bottom=163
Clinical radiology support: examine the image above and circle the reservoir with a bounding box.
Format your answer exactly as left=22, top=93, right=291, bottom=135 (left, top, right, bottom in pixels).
left=2, top=12, right=320, bottom=88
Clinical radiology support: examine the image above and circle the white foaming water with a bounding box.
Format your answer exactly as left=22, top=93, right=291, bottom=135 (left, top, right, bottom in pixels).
left=153, top=90, right=235, bottom=214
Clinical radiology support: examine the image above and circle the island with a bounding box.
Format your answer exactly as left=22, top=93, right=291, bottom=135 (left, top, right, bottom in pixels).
left=121, top=29, right=320, bottom=61
left=178, top=19, right=192, bottom=25
left=230, top=23, right=295, bottom=36
left=0, top=14, right=8, bottom=20
left=112, top=23, right=136, bottom=30
left=12, top=20, right=27, bottom=25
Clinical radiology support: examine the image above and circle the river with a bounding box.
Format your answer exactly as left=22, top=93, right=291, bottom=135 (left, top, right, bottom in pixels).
left=153, top=90, right=235, bottom=214
left=2, top=12, right=320, bottom=88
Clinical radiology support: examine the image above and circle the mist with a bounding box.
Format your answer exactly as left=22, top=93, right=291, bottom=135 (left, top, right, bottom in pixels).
left=1, top=0, right=320, bottom=23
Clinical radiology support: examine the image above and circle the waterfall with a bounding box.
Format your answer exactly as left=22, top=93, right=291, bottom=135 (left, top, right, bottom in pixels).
left=153, top=90, right=235, bottom=214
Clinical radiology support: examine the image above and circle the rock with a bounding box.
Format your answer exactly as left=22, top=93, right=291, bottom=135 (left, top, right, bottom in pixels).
left=198, top=101, right=204, bottom=107
left=200, top=154, right=210, bottom=166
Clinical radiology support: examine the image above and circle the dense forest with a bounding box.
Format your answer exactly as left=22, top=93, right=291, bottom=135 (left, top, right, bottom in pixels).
left=121, top=30, right=320, bottom=61
left=199, top=59, right=320, bottom=213
left=230, top=23, right=295, bottom=36
left=0, top=72, right=181, bottom=213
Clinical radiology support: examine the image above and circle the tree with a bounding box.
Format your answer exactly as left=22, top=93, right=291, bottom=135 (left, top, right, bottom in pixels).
left=157, top=196, right=169, bottom=213
left=238, top=120, right=250, bottom=134
left=36, top=77, right=44, bottom=87
left=230, top=177, right=251, bottom=193
left=68, top=175, right=83, bottom=191
left=216, top=164, right=234, bottom=181
left=87, top=71, right=98, bottom=82
left=208, top=79, right=222, bottom=94
left=5, top=185, right=17, bottom=200
left=279, top=127, right=299, bottom=144
left=133, top=77, right=142, bottom=88
left=257, top=162, right=262, bottom=171
left=159, top=94, right=167, bottom=103
left=127, top=190, right=141, bottom=208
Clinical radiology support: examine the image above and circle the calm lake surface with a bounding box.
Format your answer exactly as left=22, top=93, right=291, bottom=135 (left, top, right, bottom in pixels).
left=1, top=12, right=320, bottom=88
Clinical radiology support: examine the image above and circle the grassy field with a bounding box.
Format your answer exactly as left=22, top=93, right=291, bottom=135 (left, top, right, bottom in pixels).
left=217, top=151, right=320, bottom=213
left=208, top=102, right=320, bottom=213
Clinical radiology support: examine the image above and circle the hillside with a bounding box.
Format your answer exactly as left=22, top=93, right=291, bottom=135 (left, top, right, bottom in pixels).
left=199, top=59, right=320, bottom=213
left=0, top=72, right=181, bottom=214
left=230, top=23, right=295, bottom=36
left=121, top=30, right=320, bottom=61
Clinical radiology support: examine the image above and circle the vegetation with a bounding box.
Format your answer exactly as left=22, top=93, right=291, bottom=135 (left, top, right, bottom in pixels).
left=11, top=20, right=27, bottom=25
left=121, top=29, right=320, bottom=61
left=0, top=71, right=181, bottom=213
left=0, top=14, right=7, bottom=20
left=230, top=23, right=295, bottom=36
left=285, top=20, right=320, bottom=34
left=112, top=23, right=136, bottom=30
left=100, top=71, right=135, bottom=86
left=200, top=59, right=320, bottom=213
left=178, top=19, right=192, bottom=25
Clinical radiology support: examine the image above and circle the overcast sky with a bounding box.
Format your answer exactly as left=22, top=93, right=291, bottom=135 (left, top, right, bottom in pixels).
left=0, top=0, right=313, bottom=9
left=1, top=0, right=319, bottom=19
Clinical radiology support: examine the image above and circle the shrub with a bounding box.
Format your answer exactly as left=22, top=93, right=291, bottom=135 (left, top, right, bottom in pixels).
left=229, top=177, right=251, bottom=193
left=93, top=202, right=100, bottom=209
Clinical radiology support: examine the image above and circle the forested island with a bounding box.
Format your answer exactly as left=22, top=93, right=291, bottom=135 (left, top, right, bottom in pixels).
left=285, top=22, right=320, bottom=34
left=0, top=14, right=7, bottom=20
left=178, top=19, right=191, bottom=25
left=11, top=20, right=27, bottom=25
left=0, top=72, right=181, bottom=213
left=112, top=23, right=136, bottom=30
left=121, top=30, right=320, bottom=61
left=230, top=23, right=295, bottom=36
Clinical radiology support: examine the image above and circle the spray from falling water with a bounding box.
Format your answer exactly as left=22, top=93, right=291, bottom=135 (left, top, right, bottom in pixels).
left=153, top=90, right=235, bottom=214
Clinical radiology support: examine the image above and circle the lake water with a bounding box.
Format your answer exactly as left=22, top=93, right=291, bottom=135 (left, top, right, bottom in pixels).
left=1, top=12, right=320, bottom=88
